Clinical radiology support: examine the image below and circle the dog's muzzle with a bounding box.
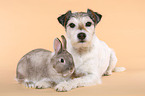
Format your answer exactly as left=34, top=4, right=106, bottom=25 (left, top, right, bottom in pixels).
left=77, top=32, right=86, bottom=43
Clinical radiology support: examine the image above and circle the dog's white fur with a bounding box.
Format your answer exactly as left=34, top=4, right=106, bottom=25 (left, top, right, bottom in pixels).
left=55, top=11, right=125, bottom=91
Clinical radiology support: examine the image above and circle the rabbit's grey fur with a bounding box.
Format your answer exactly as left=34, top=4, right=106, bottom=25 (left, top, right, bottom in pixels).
left=16, top=36, right=74, bottom=89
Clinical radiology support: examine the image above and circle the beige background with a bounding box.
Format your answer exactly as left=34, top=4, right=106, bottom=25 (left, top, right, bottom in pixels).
left=0, top=0, right=145, bottom=96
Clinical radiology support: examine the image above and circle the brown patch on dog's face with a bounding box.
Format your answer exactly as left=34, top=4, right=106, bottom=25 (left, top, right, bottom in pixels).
left=78, top=23, right=87, bottom=31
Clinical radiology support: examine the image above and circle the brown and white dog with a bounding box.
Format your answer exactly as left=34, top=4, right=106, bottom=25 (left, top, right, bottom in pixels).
left=55, top=9, right=125, bottom=91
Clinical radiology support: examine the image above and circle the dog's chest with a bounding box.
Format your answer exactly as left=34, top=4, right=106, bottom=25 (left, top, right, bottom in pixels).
left=74, top=52, right=94, bottom=69
left=68, top=47, right=98, bottom=74
left=68, top=42, right=111, bottom=76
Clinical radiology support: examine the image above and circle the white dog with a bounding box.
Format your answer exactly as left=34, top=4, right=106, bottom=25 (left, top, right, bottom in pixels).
left=55, top=9, right=125, bottom=91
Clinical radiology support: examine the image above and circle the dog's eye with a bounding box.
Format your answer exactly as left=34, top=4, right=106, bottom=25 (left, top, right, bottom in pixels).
left=86, top=22, right=92, bottom=27
left=69, top=23, right=75, bottom=28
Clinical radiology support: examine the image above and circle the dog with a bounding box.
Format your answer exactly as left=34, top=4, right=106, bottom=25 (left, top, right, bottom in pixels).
left=55, top=9, right=125, bottom=92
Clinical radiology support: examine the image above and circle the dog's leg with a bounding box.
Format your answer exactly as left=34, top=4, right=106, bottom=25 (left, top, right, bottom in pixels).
left=55, top=73, right=101, bottom=92
left=104, top=49, right=126, bottom=76
left=104, top=50, right=117, bottom=76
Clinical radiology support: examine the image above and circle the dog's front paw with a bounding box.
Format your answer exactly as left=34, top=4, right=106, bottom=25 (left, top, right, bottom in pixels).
left=35, top=81, right=51, bottom=89
left=55, top=81, right=73, bottom=92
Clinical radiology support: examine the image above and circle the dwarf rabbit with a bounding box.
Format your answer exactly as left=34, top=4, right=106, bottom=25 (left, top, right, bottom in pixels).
left=16, top=35, right=74, bottom=89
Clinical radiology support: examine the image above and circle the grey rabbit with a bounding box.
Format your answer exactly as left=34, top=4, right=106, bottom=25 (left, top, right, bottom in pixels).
left=16, top=35, right=75, bottom=89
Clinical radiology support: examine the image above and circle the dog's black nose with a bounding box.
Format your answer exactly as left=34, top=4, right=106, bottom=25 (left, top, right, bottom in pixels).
left=77, top=33, right=86, bottom=40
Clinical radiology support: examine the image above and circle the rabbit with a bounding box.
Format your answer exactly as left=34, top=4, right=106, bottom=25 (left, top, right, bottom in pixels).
left=16, top=35, right=75, bottom=89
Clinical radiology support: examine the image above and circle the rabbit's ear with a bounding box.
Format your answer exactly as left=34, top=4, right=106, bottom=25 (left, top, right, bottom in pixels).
left=53, top=38, right=62, bottom=54
left=61, top=35, right=67, bottom=50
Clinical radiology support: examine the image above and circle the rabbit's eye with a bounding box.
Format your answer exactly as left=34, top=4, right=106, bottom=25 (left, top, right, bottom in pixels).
left=61, top=59, right=64, bottom=63
left=59, top=58, right=65, bottom=63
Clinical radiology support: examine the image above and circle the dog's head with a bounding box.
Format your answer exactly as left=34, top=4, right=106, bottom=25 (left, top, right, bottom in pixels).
left=57, top=9, right=102, bottom=48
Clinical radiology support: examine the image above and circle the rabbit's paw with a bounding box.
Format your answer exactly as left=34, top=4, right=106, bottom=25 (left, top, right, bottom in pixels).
left=35, top=81, right=51, bottom=89
left=55, top=81, right=73, bottom=92
left=24, top=81, right=35, bottom=88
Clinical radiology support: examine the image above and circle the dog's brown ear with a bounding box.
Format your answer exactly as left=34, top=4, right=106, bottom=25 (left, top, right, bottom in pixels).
left=57, top=11, right=72, bottom=27
left=87, top=9, right=102, bottom=25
